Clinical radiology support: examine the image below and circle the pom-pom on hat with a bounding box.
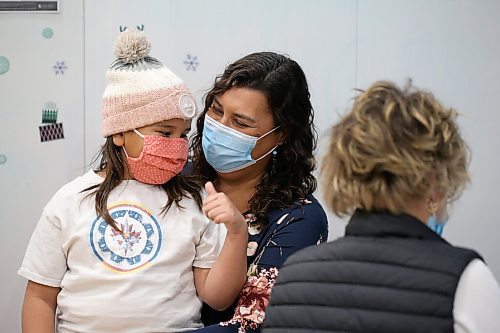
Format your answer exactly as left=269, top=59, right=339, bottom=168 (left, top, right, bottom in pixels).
left=101, top=28, right=197, bottom=137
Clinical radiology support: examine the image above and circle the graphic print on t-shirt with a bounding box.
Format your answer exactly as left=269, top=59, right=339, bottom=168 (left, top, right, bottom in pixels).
left=89, top=202, right=162, bottom=273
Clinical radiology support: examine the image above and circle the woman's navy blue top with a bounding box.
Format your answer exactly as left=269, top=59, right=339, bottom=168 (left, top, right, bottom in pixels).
left=194, top=195, right=329, bottom=333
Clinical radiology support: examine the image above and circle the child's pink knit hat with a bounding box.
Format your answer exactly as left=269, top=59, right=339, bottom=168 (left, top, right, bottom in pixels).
left=101, top=28, right=197, bottom=137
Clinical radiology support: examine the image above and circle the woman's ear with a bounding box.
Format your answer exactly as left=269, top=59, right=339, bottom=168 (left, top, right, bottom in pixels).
left=112, top=133, right=125, bottom=147
left=428, top=170, right=445, bottom=203
left=277, top=129, right=286, bottom=145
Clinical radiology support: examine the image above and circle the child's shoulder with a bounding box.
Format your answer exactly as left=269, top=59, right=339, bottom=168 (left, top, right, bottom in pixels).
left=49, top=170, right=102, bottom=204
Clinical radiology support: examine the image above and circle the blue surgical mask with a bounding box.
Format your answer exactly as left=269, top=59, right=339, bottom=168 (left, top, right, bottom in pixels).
left=427, top=215, right=447, bottom=236
left=202, top=115, right=280, bottom=173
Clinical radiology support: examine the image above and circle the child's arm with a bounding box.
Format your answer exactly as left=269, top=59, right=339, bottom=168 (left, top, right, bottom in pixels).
left=22, top=280, right=60, bottom=333
left=194, top=182, right=248, bottom=311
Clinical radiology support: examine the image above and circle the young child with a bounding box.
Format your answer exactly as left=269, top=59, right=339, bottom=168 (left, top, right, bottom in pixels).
left=18, top=29, right=248, bottom=333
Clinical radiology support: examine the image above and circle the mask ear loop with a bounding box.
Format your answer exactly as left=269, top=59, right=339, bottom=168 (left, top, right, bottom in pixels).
left=122, top=147, right=130, bottom=158
left=121, top=129, right=145, bottom=159
left=254, top=145, right=279, bottom=163
left=258, top=125, right=281, bottom=140
left=116, top=148, right=124, bottom=163
left=254, top=126, right=282, bottom=162
left=133, top=128, right=145, bottom=138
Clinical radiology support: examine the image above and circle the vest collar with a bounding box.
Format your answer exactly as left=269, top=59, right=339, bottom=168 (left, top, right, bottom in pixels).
left=346, top=209, right=448, bottom=243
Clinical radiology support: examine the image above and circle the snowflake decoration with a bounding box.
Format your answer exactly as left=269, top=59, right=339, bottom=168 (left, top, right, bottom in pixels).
left=0, top=56, right=10, bottom=75
left=183, top=54, right=199, bottom=71
left=42, top=27, right=54, bottom=39
left=53, top=61, right=67, bottom=75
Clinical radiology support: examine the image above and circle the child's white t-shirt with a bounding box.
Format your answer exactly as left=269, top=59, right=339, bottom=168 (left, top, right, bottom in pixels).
left=18, top=170, right=219, bottom=333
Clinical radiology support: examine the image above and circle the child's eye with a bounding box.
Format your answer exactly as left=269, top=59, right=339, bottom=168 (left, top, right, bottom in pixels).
left=161, top=131, right=171, bottom=137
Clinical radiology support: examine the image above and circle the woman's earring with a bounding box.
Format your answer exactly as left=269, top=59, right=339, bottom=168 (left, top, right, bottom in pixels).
left=270, top=150, right=278, bottom=176
left=426, top=198, right=438, bottom=216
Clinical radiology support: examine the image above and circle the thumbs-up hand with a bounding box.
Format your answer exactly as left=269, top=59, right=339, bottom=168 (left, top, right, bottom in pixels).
left=203, top=182, right=247, bottom=235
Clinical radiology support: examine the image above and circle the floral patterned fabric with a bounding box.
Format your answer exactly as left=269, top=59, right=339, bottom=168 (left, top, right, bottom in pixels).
left=220, top=268, right=278, bottom=333
left=195, top=195, right=328, bottom=333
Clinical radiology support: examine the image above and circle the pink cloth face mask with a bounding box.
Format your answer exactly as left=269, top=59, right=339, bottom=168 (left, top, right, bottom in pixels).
left=124, top=129, right=188, bottom=184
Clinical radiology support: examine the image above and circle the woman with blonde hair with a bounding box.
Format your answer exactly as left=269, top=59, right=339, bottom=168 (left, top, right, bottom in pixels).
left=264, top=81, right=500, bottom=333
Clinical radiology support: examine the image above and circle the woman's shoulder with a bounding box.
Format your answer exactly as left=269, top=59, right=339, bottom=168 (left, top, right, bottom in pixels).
left=254, top=194, right=329, bottom=247
left=456, top=259, right=500, bottom=295
left=298, top=194, right=328, bottom=220
left=267, top=194, right=328, bottom=227
left=453, top=259, right=500, bottom=332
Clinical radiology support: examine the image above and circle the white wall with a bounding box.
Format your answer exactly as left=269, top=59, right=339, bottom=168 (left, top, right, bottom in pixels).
left=0, top=1, right=84, bottom=332
left=1, top=0, right=499, bottom=331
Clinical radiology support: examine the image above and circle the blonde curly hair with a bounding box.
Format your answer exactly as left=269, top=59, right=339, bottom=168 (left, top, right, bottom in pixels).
left=321, top=81, right=470, bottom=216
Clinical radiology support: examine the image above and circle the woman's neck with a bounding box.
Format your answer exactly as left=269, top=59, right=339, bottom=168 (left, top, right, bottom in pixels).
left=401, top=201, right=429, bottom=224
left=214, top=173, right=263, bottom=213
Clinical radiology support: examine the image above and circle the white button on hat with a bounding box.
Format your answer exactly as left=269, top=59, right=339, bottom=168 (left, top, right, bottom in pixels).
left=179, top=94, right=196, bottom=117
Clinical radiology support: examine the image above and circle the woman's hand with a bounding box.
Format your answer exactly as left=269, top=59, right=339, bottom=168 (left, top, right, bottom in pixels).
left=202, top=181, right=247, bottom=236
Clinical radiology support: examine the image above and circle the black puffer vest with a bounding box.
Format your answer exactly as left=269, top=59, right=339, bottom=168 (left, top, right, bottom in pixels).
left=264, top=210, right=482, bottom=333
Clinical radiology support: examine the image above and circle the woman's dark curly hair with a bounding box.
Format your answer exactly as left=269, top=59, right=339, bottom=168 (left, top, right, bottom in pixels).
left=192, top=51, right=317, bottom=229
left=83, top=137, right=203, bottom=231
